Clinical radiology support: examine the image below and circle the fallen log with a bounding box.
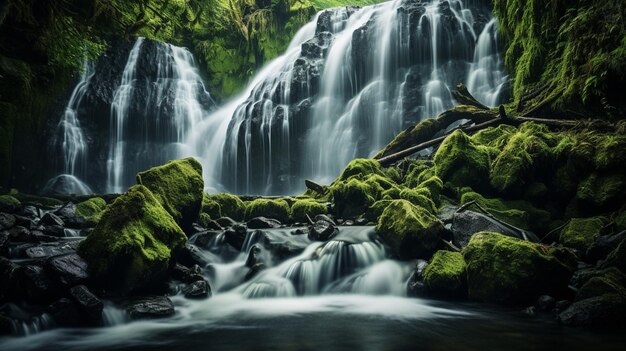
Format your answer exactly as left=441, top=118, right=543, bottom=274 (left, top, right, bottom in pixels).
left=305, top=179, right=328, bottom=195
left=452, top=83, right=490, bottom=110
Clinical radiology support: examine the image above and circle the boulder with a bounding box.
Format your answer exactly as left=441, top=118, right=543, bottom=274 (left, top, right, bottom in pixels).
left=0, top=213, right=16, bottom=230
left=308, top=220, right=338, bottom=241
left=48, top=298, right=82, bottom=327
left=423, top=250, right=467, bottom=298
left=75, top=197, right=107, bottom=226
left=216, top=217, right=237, bottom=228
left=16, top=265, right=55, bottom=302
left=559, top=217, right=606, bottom=253
left=122, top=296, right=175, bottom=319
left=24, top=241, right=79, bottom=260
left=39, top=212, right=64, bottom=227
left=247, top=217, right=281, bottom=229
left=244, top=199, right=291, bottom=223
left=535, top=295, right=556, bottom=312
left=433, top=130, right=490, bottom=190
left=602, top=237, right=626, bottom=273
left=45, top=253, right=89, bottom=286
left=207, top=194, right=246, bottom=221
left=375, top=200, right=445, bottom=259
left=0, top=195, right=20, bottom=212
left=171, top=263, right=204, bottom=284
left=77, top=185, right=187, bottom=293
left=8, top=225, right=30, bottom=242
left=451, top=210, right=521, bottom=247
left=69, top=285, right=103, bottom=320
left=224, top=223, right=248, bottom=250
left=136, top=158, right=204, bottom=231
left=462, top=232, right=576, bottom=305
left=0, top=257, right=18, bottom=301
left=559, top=294, right=626, bottom=327
left=183, top=279, right=211, bottom=299
left=291, top=200, right=327, bottom=223
left=588, top=230, right=626, bottom=262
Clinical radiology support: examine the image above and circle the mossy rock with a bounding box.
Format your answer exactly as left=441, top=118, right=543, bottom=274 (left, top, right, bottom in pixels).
left=331, top=178, right=382, bottom=218
left=576, top=273, right=626, bottom=302
left=77, top=185, right=187, bottom=294
left=399, top=188, right=437, bottom=214
left=201, top=193, right=222, bottom=220
left=197, top=213, right=213, bottom=228
left=602, top=238, right=626, bottom=273
left=417, top=176, right=443, bottom=202
left=338, top=158, right=383, bottom=181
left=245, top=198, right=291, bottom=223
left=434, top=130, right=491, bottom=191
left=385, top=167, right=402, bottom=184
left=470, top=124, right=516, bottom=148
left=593, top=134, right=626, bottom=170
left=559, top=216, right=607, bottom=253
left=209, top=193, right=245, bottom=221
left=375, top=200, right=445, bottom=259
left=136, top=158, right=204, bottom=231
left=576, top=173, right=626, bottom=208
left=460, top=190, right=551, bottom=231
left=291, top=200, right=327, bottom=223
left=75, top=197, right=107, bottom=225
left=402, top=159, right=432, bottom=188
left=462, top=232, right=576, bottom=305
left=0, top=195, right=20, bottom=212
left=423, top=250, right=467, bottom=298
left=365, top=200, right=393, bottom=222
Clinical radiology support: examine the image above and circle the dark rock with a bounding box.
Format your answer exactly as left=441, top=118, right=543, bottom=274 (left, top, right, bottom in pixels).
left=190, top=230, right=220, bottom=249
left=203, top=220, right=223, bottom=231
left=344, top=220, right=354, bottom=226
left=559, top=294, right=626, bottom=326
left=0, top=213, right=16, bottom=230
left=19, top=206, right=43, bottom=219
left=30, top=231, right=65, bottom=243
left=451, top=210, right=526, bottom=247
left=183, top=279, right=211, bottom=299
left=25, top=241, right=80, bottom=259
left=245, top=245, right=262, bottom=268
left=13, top=215, right=34, bottom=228
left=17, top=265, right=54, bottom=301
left=54, top=203, right=77, bottom=219
left=69, top=285, right=103, bottom=320
left=555, top=300, right=572, bottom=312
left=523, top=306, right=537, bottom=317
left=407, top=260, right=429, bottom=297
left=0, top=231, right=9, bottom=256
left=64, top=216, right=87, bottom=229
left=43, top=225, right=65, bottom=237
left=291, top=228, right=308, bottom=235
left=587, top=230, right=626, bottom=262
left=40, top=213, right=65, bottom=227
left=307, top=220, right=338, bottom=241
left=8, top=226, right=30, bottom=242
left=535, top=295, right=556, bottom=312
left=0, top=313, right=12, bottom=335
left=175, top=244, right=209, bottom=268
left=314, top=214, right=336, bottom=225
left=189, top=223, right=206, bottom=235
left=245, top=263, right=266, bottom=281
left=0, top=257, right=18, bottom=301
left=45, top=253, right=89, bottom=286
left=247, top=217, right=281, bottom=229
left=355, top=218, right=368, bottom=225
left=224, top=224, right=248, bottom=250
left=122, top=296, right=175, bottom=319
left=48, top=298, right=82, bottom=327
left=171, top=263, right=204, bottom=283
left=216, top=217, right=237, bottom=228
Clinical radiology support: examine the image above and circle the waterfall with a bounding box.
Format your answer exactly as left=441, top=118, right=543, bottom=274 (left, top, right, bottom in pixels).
left=191, top=0, right=506, bottom=195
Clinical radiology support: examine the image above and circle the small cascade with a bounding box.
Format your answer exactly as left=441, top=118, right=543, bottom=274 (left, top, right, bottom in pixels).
left=192, top=0, right=506, bottom=195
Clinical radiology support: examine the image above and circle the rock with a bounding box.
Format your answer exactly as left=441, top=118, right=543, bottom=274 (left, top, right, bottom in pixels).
left=136, top=158, right=204, bottom=231
left=171, top=263, right=204, bottom=284
left=245, top=263, right=266, bottom=281
left=0, top=257, right=18, bottom=301
left=602, top=237, right=626, bottom=273
left=574, top=269, right=626, bottom=302
left=13, top=214, right=34, bottom=228
left=64, top=216, right=88, bottom=229
left=523, top=306, right=537, bottom=317
left=559, top=216, right=606, bottom=254
left=355, top=218, right=368, bottom=226
left=307, top=220, right=338, bottom=241
left=462, top=232, right=577, bottom=304
left=375, top=200, right=445, bottom=259
left=54, top=202, right=77, bottom=219
left=8, top=226, right=30, bottom=242
left=69, top=285, right=103, bottom=320
left=122, top=296, right=175, bottom=319
left=19, top=205, right=42, bottom=219
left=291, top=200, right=327, bottom=223
left=208, top=194, right=246, bottom=221
left=39, top=212, right=65, bottom=227
left=75, top=198, right=107, bottom=226
left=434, top=130, right=490, bottom=190
left=407, top=260, right=429, bottom=297
left=423, top=250, right=467, bottom=298
left=313, top=214, right=335, bottom=225
left=344, top=220, right=354, bottom=226
left=48, top=298, right=82, bottom=327
left=77, top=185, right=187, bottom=293
left=45, top=253, right=89, bottom=286
left=451, top=210, right=521, bottom=247
left=559, top=294, right=626, bottom=327
left=245, top=245, right=263, bottom=268
left=535, top=295, right=556, bottom=312
left=0, top=213, right=16, bottom=230
left=25, top=241, right=80, bottom=259
left=247, top=217, right=281, bottom=229
left=189, top=230, right=220, bottom=248
left=0, top=195, right=20, bottom=212
left=244, top=199, right=291, bottom=223
left=43, top=225, right=65, bottom=237
left=183, top=279, right=211, bottom=299
left=587, top=230, right=626, bottom=262
left=0, top=231, right=9, bottom=256
left=30, top=231, right=64, bottom=243
left=17, top=265, right=54, bottom=302
left=175, top=244, right=209, bottom=268
left=216, top=217, right=237, bottom=228
left=555, top=300, right=572, bottom=312
left=224, top=224, right=248, bottom=250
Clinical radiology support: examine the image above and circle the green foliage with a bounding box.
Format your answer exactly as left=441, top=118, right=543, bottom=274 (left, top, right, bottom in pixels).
left=462, top=231, right=576, bottom=304
left=423, top=250, right=467, bottom=298
left=245, top=198, right=291, bottom=222
left=136, top=158, right=204, bottom=231
left=208, top=193, right=246, bottom=220
left=77, top=185, right=187, bottom=293
left=291, top=199, right=327, bottom=222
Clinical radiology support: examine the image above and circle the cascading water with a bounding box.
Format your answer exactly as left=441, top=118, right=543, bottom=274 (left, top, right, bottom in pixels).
left=191, top=0, right=506, bottom=195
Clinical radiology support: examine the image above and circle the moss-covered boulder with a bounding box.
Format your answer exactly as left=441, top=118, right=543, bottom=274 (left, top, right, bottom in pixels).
left=434, top=130, right=491, bottom=191
left=423, top=250, right=467, bottom=298
left=75, top=197, right=107, bottom=225
left=208, top=193, right=245, bottom=221
left=399, top=188, right=437, bottom=214
left=291, top=200, right=327, bottom=223
left=576, top=173, right=625, bottom=208
left=201, top=193, right=222, bottom=220
left=365, top=200, right=393, bottom=222
left=245, top=199, right=291, bottom=223
left=338, top=159, right=383, bottom=181
left=462, top=232, right=576, bottom=305
left=77, top=185, right=187, bottom=293
left=136, top=158, right=204, bottom=231
left=0, top=195, right=20, bottom=212
left=375, top=200, right=445, bottom=259
left=331, top=178, right=381, bottom=218
left=559, top=216, right=606, bottom=253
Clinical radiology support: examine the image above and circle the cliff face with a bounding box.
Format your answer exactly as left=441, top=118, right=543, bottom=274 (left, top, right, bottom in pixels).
left=494, top=0, right=626, bottom=118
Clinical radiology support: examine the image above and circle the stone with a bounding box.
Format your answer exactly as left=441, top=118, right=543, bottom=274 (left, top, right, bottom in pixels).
left=43, top=224, right=65, bottom=237
left=308, top=220, right=338, bottom=241
left=0, top=213, right=16, bottom=230
left=559, top=294, right=626, bottom=327
left=0, top=257, right=18, bottom=301
left=216, top=217, right=237, bottom=228
left=17, top=265, right=54, bottom=302
left=189, top=230, right=220, bottom=249
left=8, top=225, right=30, bottom=242
left=423, top=250, right=467, bottom=298
left=535, top=295, right=556, bottom=312
left=48, top=298, right=82, bottom=327
left=69, top=285, right=103, bottom=320
left=183, top=279, right=211, bottom=299
left=24, top=241, right=80, bottom=259
left=247, top=217, right=281, bottom=229
left=39, top=212, right=65, bottom=227
left=451, top=210, right=521, bottom=248
left=171, top=263, right=204, bottom=284
left=224, top=224, right=248, bottom=250
left=587, top=230, right=626, bottom=262
left=0, top=231, right=9, bottom=256
left=122, top=296, right=175, bottom=319
left=45, top=253, right=89, bottom=286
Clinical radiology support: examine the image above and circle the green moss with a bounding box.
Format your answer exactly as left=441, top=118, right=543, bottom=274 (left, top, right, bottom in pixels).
left=434, top=130, right=491, bottom=191
left=593, top=135, right=626, bottom=170
left=462, top=232, right=576, bottom=304
left=381, top=187, right=400, bottom=200
left=209, top=193, right=246, bottom=221
left=399, top=188, right=437, bottom=215
left=365, top=200, right=393, bottom=222
left=576, top=173, right=626, bottom=208
left=470, top=124, right=517, bottom=148
left=576, top=274, right=626, bottom=302
left=245, top=198, right=291, bottom=223
left=201, top=193, right=222, bottom=220
left=460, top=190, right=551, bottom=231
left=291, top=199, right=327, bottom=223
left=77, top=185, right=186, bottom=293
left=136, top=158, right=204, bottom=231
left=198, top=212, right=213, bottom=228
left=385, top=167, right=402, bottom=184
left=375, top=200, right=444, bottom=259
left=417, top=176, right=443, bottom=206
left=338, top=158, right=384, bottom=181
left=0, top=195, right=20, bottom=210
left=559, top=217, right=607, bottom=253
left=76, top=197, right=107, bottom=225
left=331, top=178, right=382, bottom=218
left=402, top=159, right=432, bottom=188
left=423, top=250, right=467, bottom=298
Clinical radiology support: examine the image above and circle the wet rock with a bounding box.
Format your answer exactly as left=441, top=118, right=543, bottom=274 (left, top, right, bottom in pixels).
left=535, top=295, right=556, bottom=312
left=183, top=279, right=211, bottom=299
left=40, top=213, right=64, bottom=227
left=48, top=298, right=82, bottom=327
left=423, top=251, right=467, bottom=298
left=171, top=263, right=204, bottom=284
left=314, top=214, right=336, bottom=225
left=9, top=226, right=30, bottom=242
left=203, top=219, right=223, bottom=231
left=69, top=285, right=103, bottom=320
left=190, top=230, right=220, bottom=249
left=555, top=300, right=572, bottom=312
left=25, top=241, right=80, bottom=260
left=245, top=263, right=266, bottom=281
left=224, top=224, right=248, bottom=250
left=0, top=231, right=9, bottom=256
left=17, top=265, right=54, bottom=302
left=247, top=217, right=281, bottom=229
left=308, top=220, right=338, bottom=241
left=0, top=257, right=18, bottom=301
left=45, top=253, right=89, bottom=286
left=43, top=225, right=65, bottom=237
left=54, top=203, right=77, bottom=219
left=0, top=213, right=16, bottom=230
left=451, top=210, right=521, bottom=247
left=122, top=296, right=175, bottom=319
left=587, top=230, right=626, bottom=262
left=175, top=244, right=209, bottom=268
left=19, top=206, right=42, bottom=219
left=245, top=245, right=262, bottom=268
left=407, top=260, right=429, bottom=297
left=523, top=306, right=537, bottom=317
left=216, top=217, right=237, bottom=228
left=559, top=294, right=626, bottom=327
left=30, top=231, right=62, bottom=243
left=63, top=216, right=87, bottom=229
left=13, top=215, right=34, bottom=228
left=355, top=218, right=368, bottom=225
